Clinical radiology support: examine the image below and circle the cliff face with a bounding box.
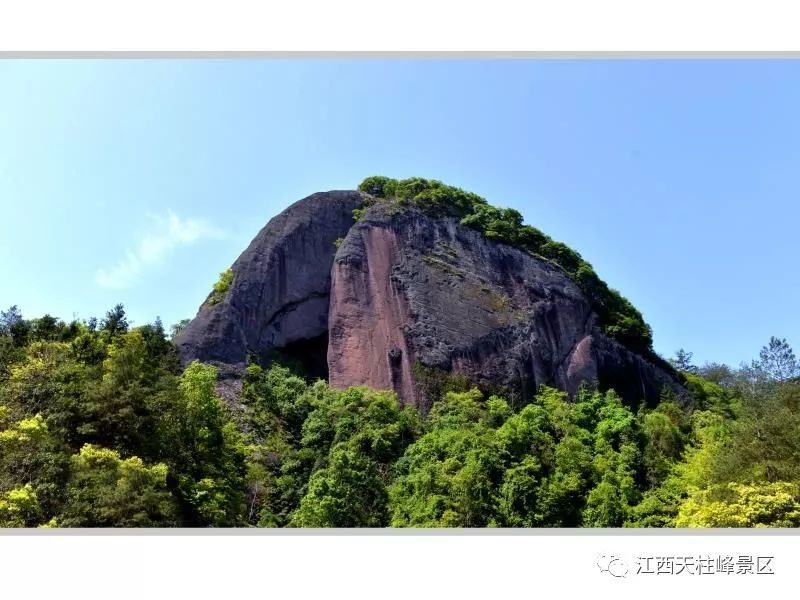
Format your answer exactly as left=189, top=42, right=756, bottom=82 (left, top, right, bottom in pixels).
left=175, top=190, right=363, bottom=379
left=177, top=191, right=683, bottom=409
left=328, top=203, right=683, bottom=409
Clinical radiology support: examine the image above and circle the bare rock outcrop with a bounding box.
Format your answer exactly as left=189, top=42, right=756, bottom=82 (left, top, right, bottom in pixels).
left=175, top=190, right=364, bottom=380
left=177, top=190, right=683, bottom=410
left=328, top=203, right=683, bottom=409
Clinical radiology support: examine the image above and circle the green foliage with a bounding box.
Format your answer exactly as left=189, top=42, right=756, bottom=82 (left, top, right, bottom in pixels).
left=2, top=305, right=800, bottom=530
left=0, top=484, right=42, bottom=527
left=411, top=362, right=472, bottom=406
left=713, top=380, right=800, bottom=484
left=389, top=420, right=503, bottom=527
left=675, top=482, right=800, bottom=528
left=358, top=176, right=654, bottom=355
left=242, top=364, right=421, bottom=527
left=0, top=306, right=23, bottom=337
left=625, top=346, right=800, bottom=528
left=670, top=348, right=698, bottom=373
left=359, top=176, right=487, bottom=219
left=496, top=456, right=542, bottom=527
left=390, top=387, right=649, bottom=528
left=2, top=341, right=90, bottom=448
left=0, top=412, right=68, bottom=518
left=169, top=318, right=191, bottom=340
left=166, top=362, right=246, bottom=526
left=59, top=444, right=179, bottom=527
left=101, top=304, right=128, bottom=337
left=208, top=268, right=234, bottom=305
left=0, top=305, right=246, bottom=527
left=682, top=372, right=738, bottom=416
left=358, top=175, right=399, bottom=198
left=290, top=443, right=388, bottom=527
left=753, top=336, right=799, bottom=382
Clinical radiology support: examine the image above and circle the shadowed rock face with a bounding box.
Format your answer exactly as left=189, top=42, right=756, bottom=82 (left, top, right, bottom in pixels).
left=175, top=190, right=364, bottom=379
left=177, top=191, right=683, bottom=410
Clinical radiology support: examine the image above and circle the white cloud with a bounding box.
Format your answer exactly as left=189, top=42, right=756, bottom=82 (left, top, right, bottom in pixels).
left=96, top=210, right=225, bottom=290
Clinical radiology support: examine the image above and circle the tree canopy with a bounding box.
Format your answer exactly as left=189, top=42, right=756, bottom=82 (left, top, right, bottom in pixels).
left=1, top=303, right=797, bottom=528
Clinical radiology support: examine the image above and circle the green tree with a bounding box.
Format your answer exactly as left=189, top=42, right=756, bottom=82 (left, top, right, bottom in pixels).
left=390, top=426, right=503, bottom=527
left=390, top=389, right=503, bottom=527
left=0, top=306, right=23, bottom=337
left=166, top=362, right=246, bottom=526
left=290, top=443, right=388, bottom=527
left=0, top=412, right=68, bottom=520
left=77, top=330, right=153, bottom=453
left=0, top=335, right=23, bottom=382
left=59, top=444, right=179, bottom=527
left=626, top=409, right=731, bottom=527
left=1, top=341, right=89, bottom=446
left=170, top=319, right=191, bottom=340
left=714, top=379, right=800, bottom=484
left=753, top=337, right=799, bottom=382
left=640, top=401, right=687, bottom=487
left=697, top=362, right=736, bottom=387
left=100, top=304, right=129, bottom=338
left=0, top=484, right=42, bottom=527
left=675, top=482, right=800, bottom=528
left=496, top=456, right=543, bottom=527
left=670, top=348, right=697, bottom=373
left=208, top=269, right=234, bottom=305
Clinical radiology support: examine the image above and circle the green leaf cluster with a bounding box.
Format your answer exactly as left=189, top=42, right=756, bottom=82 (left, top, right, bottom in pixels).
left=207, top=268, right=234, bottom=306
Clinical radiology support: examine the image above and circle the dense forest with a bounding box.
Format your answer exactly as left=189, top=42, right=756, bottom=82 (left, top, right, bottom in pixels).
left=1, top=303, right=799, bottom=528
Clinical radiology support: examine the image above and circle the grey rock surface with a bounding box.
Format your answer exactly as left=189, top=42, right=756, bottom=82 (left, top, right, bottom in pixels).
left=175, top=190, right=364, bottom=374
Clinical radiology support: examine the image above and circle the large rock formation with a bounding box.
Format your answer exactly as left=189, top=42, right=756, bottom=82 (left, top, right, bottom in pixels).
left=328, top=202, right=682, bottom=410
left=175, top=190, right=363, bottom=380
left=177, top=190, right=683, bottom=410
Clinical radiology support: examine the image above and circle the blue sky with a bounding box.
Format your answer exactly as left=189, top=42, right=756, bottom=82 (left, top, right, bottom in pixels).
left=1, top=59, right=798, bottom=368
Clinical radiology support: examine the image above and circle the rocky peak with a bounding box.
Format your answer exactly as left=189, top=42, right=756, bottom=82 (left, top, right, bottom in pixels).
left=177, top=186, right=684, bottom=410
left=175, top=190, right=363, bottom=380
